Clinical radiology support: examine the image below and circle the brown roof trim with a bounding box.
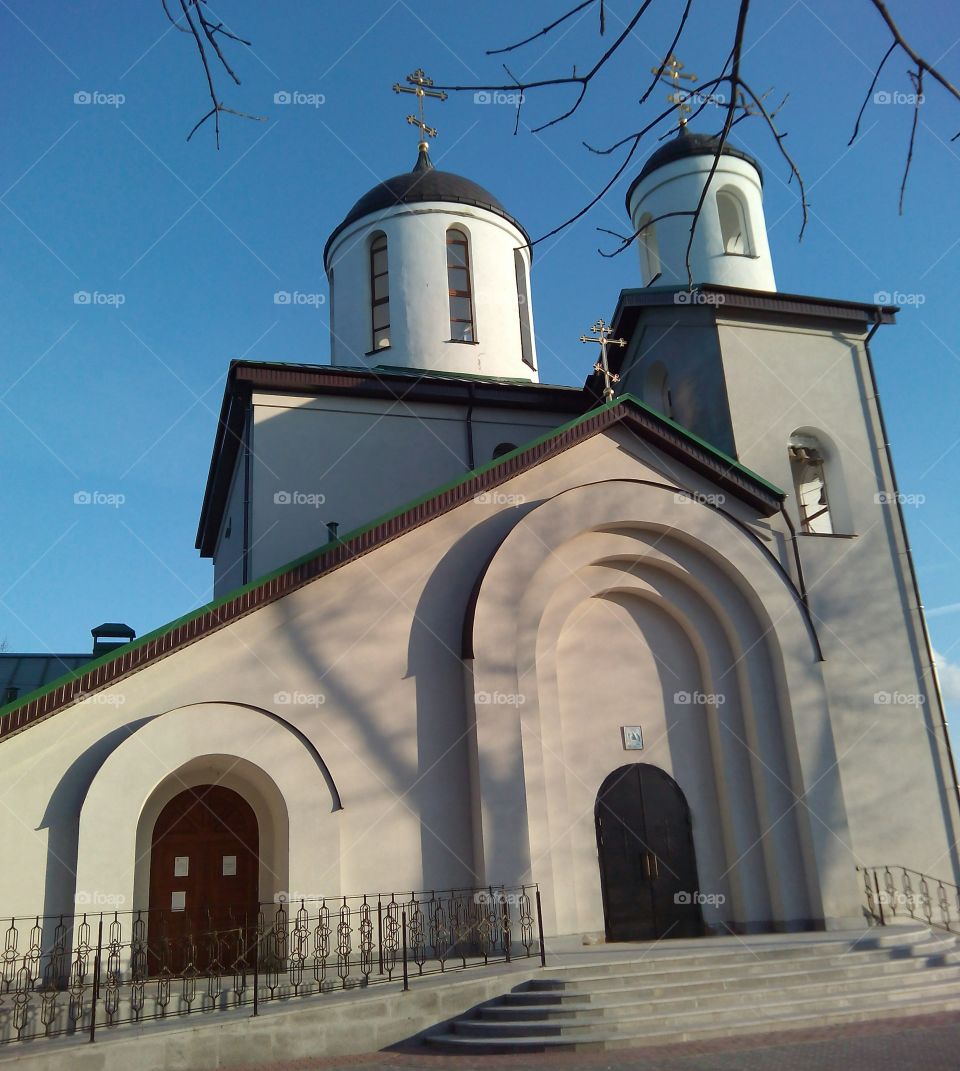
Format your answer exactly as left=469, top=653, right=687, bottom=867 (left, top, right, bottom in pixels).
left=611, top=284, right=898, bottom=347
left=2, top=398, right=781, bottom=744
left=196, top=361, right=589, bottom=557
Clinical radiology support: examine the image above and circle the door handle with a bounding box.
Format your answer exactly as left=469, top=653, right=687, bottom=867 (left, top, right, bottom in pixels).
left=650, top=854, right=659, bottom=879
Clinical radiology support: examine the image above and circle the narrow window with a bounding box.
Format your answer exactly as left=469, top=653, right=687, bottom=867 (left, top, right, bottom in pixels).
left=789, top=438, right=833, bottom=534
left=513, top=249, right=535, bottom=368
left=638, top=214, right=661, bottom=284
left=370, top=233, right=390, bottom=351
left=447, top=227, right=475, bottom=342
left=716, top=189, right=752, bottom=255
left=645, top=361, right=673, bottom=418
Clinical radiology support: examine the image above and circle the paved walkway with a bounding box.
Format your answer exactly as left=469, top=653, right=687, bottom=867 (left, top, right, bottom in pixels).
left=226, top=1011, right=960, bottom=1070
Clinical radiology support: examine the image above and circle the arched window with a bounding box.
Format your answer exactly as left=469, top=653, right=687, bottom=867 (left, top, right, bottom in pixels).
left=492, top=442, right=517, bottom=459
left=644, top=360, right=673, bottom=418
left=638, top=214, right=661, bottom=285
left=513, top=249, right=535, bottom=368
left=370, top=233, right=390, bottom=351
left=447, top=227, right=475, bottom=341
left=789, top=434, right=833, bottom=534
left=716, top=189, right=752, bottom=255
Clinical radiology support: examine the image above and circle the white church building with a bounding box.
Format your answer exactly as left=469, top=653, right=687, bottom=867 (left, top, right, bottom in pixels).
left=1, top=123, right=956, bottom=945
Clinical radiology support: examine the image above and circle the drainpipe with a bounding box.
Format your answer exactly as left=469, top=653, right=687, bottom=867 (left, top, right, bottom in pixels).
left=863, top=311, right=960, bottom=836
left=464, top=383, right=476, bottom=471
left=241, top=396, right=252, bottom=585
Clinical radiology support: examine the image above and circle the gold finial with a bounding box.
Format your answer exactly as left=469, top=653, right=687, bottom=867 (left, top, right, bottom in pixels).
left=580, top=319, right=627, bottom=402
left=392, top=68, right=448, bottom=150
left=651, top=54, right=697, bottom=127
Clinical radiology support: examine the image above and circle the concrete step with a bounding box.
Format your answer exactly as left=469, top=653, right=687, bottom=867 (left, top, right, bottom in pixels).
left=426, top=926, right=960, bottom=1053
left=427, top=990, right=960, bottom=1052
left=453, top=971, right=960, bottom=1036
left=481, top=962, right=960, bottom=1019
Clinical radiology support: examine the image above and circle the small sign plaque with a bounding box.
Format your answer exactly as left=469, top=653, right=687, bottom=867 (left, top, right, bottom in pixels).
left=621, top=726, right=644, bottom=751
left=222, top=855, right=237, bottom=876
left=171, top=891, right=186, bottom=912
left=174, top=856, right=189, bottom=877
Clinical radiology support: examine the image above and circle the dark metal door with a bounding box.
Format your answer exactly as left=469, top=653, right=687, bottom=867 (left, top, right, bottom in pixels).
left=596, top=764, right=703, bottom=941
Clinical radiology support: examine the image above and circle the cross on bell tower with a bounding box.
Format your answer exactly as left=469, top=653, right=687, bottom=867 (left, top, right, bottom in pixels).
left=393, top=68, right=448, bottom=151
left=651, top=54, right=698, bottom=127
left=580, top=319, right=627, bottom=402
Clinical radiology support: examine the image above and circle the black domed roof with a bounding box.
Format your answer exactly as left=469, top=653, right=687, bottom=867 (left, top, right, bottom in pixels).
left=324, top=147, right=530, bottom=266
left=625, top=129, right=763, bottom=212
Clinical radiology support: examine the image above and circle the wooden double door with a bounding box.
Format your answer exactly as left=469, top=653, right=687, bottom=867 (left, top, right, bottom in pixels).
left=148, top=784, right=260, bottom=971
left=596, top=764, right=703, bottom=942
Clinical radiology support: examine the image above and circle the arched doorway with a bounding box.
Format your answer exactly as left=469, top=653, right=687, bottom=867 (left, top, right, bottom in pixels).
left=148, top=784, right=260, bottom=969
left=596, top=764, right=703, bottom=941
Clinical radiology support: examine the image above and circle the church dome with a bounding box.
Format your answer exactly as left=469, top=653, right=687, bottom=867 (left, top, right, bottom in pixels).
left=626, top=129, right=763, bottom=211
left=324, top=148, right=530, bottom=267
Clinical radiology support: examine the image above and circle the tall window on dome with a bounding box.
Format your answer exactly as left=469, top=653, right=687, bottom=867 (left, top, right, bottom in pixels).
left=789, top=435, right=833, bottom=534
left=370, top=233, right=390, bottom=351
left=447, top=227, right=475, bottom=342
left=716, top=189, right=752, bottom=255
left=513, top=249, right=534, bottom=368
left=638, top=214, right=661, bottom=285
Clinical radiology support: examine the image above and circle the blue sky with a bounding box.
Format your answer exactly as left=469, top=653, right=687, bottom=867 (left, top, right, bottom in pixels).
left=1, top=0, right=958, bottom=722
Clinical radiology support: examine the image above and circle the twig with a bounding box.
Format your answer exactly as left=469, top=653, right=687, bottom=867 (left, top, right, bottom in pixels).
left=849, top=40, right=896, bottom=145
left=899, top=68, right=923, bottom=214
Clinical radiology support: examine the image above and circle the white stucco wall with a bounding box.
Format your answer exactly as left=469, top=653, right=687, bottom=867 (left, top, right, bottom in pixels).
left=326, top=201, right=537, bottom=379
left=628, top=153, right=776, bottom=290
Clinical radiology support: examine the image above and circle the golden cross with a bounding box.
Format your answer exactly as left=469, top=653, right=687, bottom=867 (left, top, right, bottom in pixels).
left=580, top=319, right=627, bottom=402
left=393, top=68, right=448, bottom=150
left=651, top=54, right=697, bottom=127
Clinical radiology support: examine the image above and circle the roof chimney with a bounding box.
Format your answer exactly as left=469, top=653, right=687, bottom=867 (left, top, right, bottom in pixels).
left=91, top=622, right=136, bottom=656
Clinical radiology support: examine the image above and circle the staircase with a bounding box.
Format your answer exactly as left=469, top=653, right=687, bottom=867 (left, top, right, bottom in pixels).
left=427, top=924, right=960, bottom=1052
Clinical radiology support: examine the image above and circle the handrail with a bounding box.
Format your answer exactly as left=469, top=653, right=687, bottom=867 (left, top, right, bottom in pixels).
left=859, top=864, right=960, bottom=935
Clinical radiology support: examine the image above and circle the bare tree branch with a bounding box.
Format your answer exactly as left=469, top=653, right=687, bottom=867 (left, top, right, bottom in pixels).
left=486, top=0, right=595, bottom=56
left=900, top=68, right=923, bottom=213
left=849, top=40, right=897, bottom=145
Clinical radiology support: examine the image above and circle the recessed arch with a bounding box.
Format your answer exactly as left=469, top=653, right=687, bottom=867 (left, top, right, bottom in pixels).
left=716, top=186, right=754, bottom=255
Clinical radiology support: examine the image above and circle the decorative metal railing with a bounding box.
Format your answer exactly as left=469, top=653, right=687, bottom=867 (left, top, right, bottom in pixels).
left=0, top=884, right=545, bottom=1045
left=859, top=865, right=960, bottom=935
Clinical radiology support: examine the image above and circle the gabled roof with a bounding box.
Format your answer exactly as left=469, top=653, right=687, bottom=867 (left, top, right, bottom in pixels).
left=0, top=395, right=783, bottom=744
left=196, top=360, right=589, bottom=558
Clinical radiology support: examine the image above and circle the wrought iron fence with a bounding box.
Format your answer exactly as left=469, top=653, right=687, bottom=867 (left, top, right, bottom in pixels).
left=859, top=864, right=960, bottom=935
left=0, top=884, right=545, bottom=1045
